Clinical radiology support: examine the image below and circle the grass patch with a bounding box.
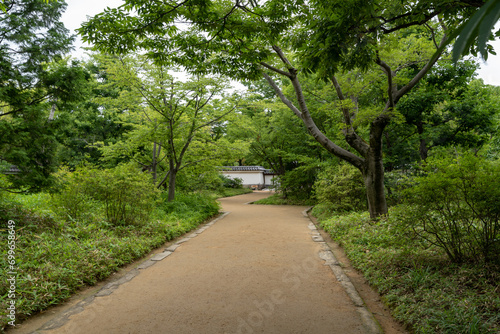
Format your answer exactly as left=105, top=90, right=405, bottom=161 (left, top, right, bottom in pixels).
left=212, top=187, right=253, bottom=198
left=313, top=207, right=500, bottom=333
left=0, top=191, right=223, bottom=330
left=252, top=192, right=314, bottom=206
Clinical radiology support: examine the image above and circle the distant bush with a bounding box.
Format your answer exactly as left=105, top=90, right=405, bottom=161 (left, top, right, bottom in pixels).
left=160, top=192, right=220, bottom=224
left=53, top=164, right=159, bottom=226
left=277, top=164, right=318, bottom=202
left=384, top=168, right=417, bottom=206
left=403, top=153, right=500, bottom=263
left=313, top=163, right=366, bottom=213
left=220, top=174, right=243, bottom=189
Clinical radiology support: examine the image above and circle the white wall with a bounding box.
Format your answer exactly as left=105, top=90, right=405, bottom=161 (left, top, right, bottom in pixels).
left=222, top=171, right=264, bottom=186
left=264, top=174, right=276, bottom=186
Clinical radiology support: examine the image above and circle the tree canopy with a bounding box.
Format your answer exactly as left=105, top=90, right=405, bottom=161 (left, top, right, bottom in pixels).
left=0, top=0, right=80, bottom=191
left=79, top=0, right=496, bottom=218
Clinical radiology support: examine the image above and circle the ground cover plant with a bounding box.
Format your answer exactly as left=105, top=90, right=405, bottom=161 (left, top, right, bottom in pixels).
left=311, top=153, right=500, bottom=333
left=314, top=208, right=500, bottom=333
left=0, top=168, right=226, bottom=331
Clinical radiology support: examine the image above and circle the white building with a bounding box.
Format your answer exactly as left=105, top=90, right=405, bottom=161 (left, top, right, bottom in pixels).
left=220, top=166, right=277, bottom=190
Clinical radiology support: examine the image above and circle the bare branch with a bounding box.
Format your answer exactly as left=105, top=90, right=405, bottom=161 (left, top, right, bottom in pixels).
left=260, top=61, right=292, bottom=78
left=261, top=72, right=302, bottom=118
left=394, top=33, right=447, bottom=104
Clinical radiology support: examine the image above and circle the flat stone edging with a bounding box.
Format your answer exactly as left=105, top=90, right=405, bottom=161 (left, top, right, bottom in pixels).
left=33, top=212, right=231, bottom=333
left=304, top=209, right=383, bottom=334
left=32, top=207, right=381, bottom=333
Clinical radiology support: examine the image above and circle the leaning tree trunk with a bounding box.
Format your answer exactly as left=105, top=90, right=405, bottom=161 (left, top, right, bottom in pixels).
left=362, top=149, right=388, bottom=219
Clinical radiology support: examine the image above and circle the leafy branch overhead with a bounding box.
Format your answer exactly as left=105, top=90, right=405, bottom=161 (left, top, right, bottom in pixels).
left=453, top=0, right=500, bottom=61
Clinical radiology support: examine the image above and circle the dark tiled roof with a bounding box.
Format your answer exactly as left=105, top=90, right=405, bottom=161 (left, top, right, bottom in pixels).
left=220, top=166, right=266, bottom=171
left=1, top=165, right=21, bottom=174
left=220, top=166, right=277, bottom=174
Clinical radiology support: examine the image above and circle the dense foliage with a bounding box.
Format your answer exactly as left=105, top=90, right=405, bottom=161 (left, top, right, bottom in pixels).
left=0, top=0, right=83, bottom=191
left=403, top=153, right=500, bottom=264
left=313, top=163, right=366, bottom=213
left=53, top=164, right=159, bottom=226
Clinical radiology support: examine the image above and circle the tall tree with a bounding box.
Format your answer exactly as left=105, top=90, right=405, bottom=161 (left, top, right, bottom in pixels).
left=80, top=0, right=488, bottom=217
left=0, top=0, right=75, bottom=191
left=386, top=61, right=497, bottom=168
left=96, top=54, right=238, bottom=201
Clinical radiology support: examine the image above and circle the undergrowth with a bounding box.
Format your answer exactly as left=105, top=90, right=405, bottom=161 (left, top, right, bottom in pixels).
left=0, top=191, right=222, bottom=330
left=312, top=207, right=500, bottom=333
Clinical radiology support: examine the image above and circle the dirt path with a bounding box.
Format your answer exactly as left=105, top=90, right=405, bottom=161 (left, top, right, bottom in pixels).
left=13, top=192, right=405, bottom=334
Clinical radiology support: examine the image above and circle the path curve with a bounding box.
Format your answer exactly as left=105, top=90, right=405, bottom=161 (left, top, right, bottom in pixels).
left=25, top=192, right=381, bottom=334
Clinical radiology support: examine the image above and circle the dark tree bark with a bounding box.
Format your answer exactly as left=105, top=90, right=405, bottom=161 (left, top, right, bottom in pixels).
left=417, top=123, right=429, bottom=161
left=167, top=157, right=176, bottom=202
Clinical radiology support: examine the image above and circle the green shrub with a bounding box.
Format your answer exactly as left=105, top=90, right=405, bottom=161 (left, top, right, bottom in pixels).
left=313, top=163, right=366, bottom=213
left=53, top=164, right=159, bottom=226
left=51, top=167, right=101, bottom=223
left=93, top=164, right=159, bottom=226
left=403, top=153, right=500, bottom=263
left=220, top=174, right=243, bottom=189
left=317, top=209, right=500, bottom=333
left=160, top=192, right=220, bottom=223
left=278, top=165, right=318, bottom=201
left=384, top=169, right=418, bottom=206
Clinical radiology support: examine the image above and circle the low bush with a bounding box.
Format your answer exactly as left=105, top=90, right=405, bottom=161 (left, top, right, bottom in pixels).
left=219, top=174, right=243, bottom=189
left=403, top=153, right=500, bottom=263
left=275, top=164, right=318, bottom=202
left=313, top=163, right=366, bottom=213
left=317, top=208, right=500, bottom=333
left=160, top=192, right=220, bottom=224
left=53, top=164, right=159, bottom=226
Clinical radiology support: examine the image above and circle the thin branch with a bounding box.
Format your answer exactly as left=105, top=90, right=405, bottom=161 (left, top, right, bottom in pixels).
left=375, top=55, right=395, bottom=109
left=394, top=33, right=447, bottom=104
left=260, top=61, right=292, bottom=78
left=261, top=72, right=302, bottom=118
left=424, top=23, right=439, bottom=49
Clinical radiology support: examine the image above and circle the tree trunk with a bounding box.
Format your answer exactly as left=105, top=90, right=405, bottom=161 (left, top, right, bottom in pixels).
left=362, top=150, right=388, bottom=219
left=419, top=138, right=428, bottom=161
left=152, top=141, right=157, bottom=185
left=167, top=159, right=176, bottom=202
left=417, top=124, right=428, bottom=161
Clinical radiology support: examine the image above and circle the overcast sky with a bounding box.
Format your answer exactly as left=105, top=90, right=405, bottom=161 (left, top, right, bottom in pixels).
left=61, top=0, right=500, bottom=86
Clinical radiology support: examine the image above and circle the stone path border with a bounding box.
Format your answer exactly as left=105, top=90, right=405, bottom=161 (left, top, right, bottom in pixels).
left=33, top=212, right=231, bottom=332
left=302, top=208, right=382, bottom=334
left=28, top=205, right=382, bottom=333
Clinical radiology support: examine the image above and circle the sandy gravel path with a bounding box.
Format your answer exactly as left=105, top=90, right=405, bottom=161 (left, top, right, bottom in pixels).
left=23, top=192, right=382, bottom=333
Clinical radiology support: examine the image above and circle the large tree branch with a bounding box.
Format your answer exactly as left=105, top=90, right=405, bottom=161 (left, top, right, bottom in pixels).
left=261, top=72, right=303, bottom=118
left=330, top=75, right=370, bottom=157
left=260, top=61, right=292, bottom=78
left=374, top=55, right=395, bottom=109
left=394, top=33, right=447, bottom=104
left=261, top=51, right=364, bottom=169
